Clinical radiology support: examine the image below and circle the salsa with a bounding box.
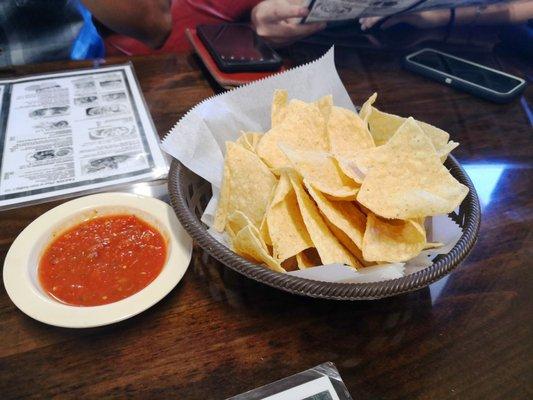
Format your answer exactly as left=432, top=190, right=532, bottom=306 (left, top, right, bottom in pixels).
left=39, top=214, right=167, bottom=306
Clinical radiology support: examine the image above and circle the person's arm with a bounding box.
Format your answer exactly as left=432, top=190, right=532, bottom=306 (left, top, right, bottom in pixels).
left=81, top=0, right=172, bottom=49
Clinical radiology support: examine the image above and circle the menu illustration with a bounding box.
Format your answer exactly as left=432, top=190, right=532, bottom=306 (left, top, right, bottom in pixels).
left=0, top=64, right=167, bottom=209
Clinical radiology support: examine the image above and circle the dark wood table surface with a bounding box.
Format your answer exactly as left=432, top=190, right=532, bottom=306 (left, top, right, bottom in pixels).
left=1, top=36, right=532, bottom=400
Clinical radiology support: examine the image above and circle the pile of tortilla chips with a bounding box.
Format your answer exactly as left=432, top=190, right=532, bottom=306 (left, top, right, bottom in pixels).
left=214, top=91, right=469, bottom=273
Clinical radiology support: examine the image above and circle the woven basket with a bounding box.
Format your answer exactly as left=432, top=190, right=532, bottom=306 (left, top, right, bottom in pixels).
left=168, top=155, right=481, bottom=300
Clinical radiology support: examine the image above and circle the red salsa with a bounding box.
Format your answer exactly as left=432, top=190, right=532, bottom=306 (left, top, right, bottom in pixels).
left=39, top=214, right=167, bottom=306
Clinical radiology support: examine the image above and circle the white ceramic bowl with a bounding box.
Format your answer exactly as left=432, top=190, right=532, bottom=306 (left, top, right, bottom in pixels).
left=3, top=192, right=192, bottom=328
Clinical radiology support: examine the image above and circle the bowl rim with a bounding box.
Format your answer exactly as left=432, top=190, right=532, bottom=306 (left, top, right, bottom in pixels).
left=168, top=155, right=481, bottom=300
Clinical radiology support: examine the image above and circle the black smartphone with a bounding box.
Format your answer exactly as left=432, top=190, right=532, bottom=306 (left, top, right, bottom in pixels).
left=197, top=24, right=282, bottom=73
left=403, top=48, right=526, bottom=103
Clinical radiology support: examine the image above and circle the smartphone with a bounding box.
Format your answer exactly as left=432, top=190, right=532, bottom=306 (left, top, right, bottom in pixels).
left=197, top=24, right=282, bottom=73
left=403, top=48, right=526, bottom=103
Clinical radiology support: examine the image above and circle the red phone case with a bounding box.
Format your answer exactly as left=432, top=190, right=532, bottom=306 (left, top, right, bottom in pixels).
left=186, top=28, right=286, bottom=89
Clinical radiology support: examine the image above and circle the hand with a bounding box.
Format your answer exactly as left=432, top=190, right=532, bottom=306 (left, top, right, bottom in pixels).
left=360, top=9, right=451, bottom=31
left=251, top=0, right=327, bottom=47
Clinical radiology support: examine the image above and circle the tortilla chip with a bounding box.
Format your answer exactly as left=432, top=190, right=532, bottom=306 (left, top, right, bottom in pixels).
left=436, top=140, right=459, bottom=161
left=363, top=213, right=426, bottom=262
left=359, top=92, right=377, bottom=124
left=288, top=172, right=359, bottom=268
left=315, top=95, right=333, bottom=122
left=251, top=133, right=262, bottom=150
left=411, top=217, right=426, bottom=235
left=359, top=93, right=455, bottom=161
left=259, top=183, right=279, bottom=246
left=214, top=156, right=231, bottom=232
left=304, top=181, right=366, bottom=250
left=325, top=224, right=365, bottom=267
left=281, top=145, right=359, bottom=200
left=416, top=120, right=453, bottom=161
left=353, top=117, right=436, bottom=175
left=267, top=174, right=313, bottom=261
left=236, top=131, right=263, bottom=153
left=257, top=98, right=329, bottom=170
left=366, top=107, right=403, bottom=146
left=328, top=106, right=374, bottom=157
left=424, top=242, right=444, bottom=250
left=259, top=214, right=272, bottom=246
left=227, top=210, right=254, bottom=235
left=225, top=223, right=236, bottom=243
left=215, top=142, right=277, bottom=230
left=227, top=211, right=272, bottom=253
left=336, top=156, right=366, bottom=185
left=271, top=89, right=289, bottom=127
left=232, top=224, right=285, bottom=273
left=270, top=168, right=291, bottom=206
left=235, top=131, right=255, bottom=152
left=227, top=211, right=282, bottom=271
left=356, top=118, right=469, bottom=219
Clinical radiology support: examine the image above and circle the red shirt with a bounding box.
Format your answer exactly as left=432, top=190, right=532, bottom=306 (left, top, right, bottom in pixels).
left=106, top=0, right=262, bottom=56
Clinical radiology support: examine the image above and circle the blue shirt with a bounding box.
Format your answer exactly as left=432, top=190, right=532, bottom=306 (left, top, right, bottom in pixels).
left=0, top=0, right=105, bottom=67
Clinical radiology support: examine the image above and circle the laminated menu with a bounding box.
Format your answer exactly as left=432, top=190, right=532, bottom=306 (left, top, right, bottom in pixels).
left=0, top=63, right=167, bottom=210
left=303, top=0, right=503, bottom=23
left=227, top=362, right=352, bottom=400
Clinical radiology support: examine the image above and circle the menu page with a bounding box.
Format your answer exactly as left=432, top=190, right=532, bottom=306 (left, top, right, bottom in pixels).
left=261, top=377, right=340, bottom=400
left=304, top=0, right=503, bottom=22
left=0, top=64, right=167, bottom=210
left=226, top=362, right=352, bottom=400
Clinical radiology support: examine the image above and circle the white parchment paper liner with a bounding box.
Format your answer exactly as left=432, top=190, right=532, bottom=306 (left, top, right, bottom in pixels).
left=162, top=48, right=463, bottom=283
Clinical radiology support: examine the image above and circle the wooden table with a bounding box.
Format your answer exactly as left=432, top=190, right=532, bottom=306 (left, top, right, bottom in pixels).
left=1, top=37, right=532, bottom=399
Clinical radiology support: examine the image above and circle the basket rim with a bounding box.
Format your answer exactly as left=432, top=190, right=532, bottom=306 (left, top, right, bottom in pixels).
left=167, top=155, right=481, bottom=300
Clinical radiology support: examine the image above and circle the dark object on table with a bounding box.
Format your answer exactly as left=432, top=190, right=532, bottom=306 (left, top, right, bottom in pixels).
left=403, top=48, right=526, bottom=103
left=197, top=24, right=282, bottom=72
left=187, top=28, right=287, bottom=89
